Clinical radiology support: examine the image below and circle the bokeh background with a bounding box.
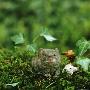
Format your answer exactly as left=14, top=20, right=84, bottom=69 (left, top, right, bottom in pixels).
left=0, top=0, right=90, bottom=50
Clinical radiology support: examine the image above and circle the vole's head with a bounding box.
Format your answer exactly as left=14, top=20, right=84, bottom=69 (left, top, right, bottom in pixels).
left=38, top=48, right=60, bottom=63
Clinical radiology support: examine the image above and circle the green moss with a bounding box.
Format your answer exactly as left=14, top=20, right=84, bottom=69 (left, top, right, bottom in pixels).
left=0, top=49, right=89, bottom=90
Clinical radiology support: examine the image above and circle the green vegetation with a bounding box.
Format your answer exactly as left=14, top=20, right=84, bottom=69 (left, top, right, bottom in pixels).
left=0, top=0, right=90, bottom=50
left=0, top=0, right=90, bottom=90
left=0, top=33, right=90, bottom=90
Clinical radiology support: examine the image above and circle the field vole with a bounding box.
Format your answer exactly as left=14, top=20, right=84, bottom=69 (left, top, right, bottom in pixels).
left=32, top=48, right=60, bottom=78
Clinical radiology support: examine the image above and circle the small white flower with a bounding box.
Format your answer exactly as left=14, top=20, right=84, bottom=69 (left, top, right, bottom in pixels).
left=63, top=63, right=78, bottom=75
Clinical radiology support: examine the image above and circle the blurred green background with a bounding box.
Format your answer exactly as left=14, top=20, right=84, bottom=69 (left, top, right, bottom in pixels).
left=0, top=0, right=90, bottom=50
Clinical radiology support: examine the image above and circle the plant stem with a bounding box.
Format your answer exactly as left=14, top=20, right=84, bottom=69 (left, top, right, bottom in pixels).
left=33, top=35, right=40, bottom=43
left=46, top=82, right=56, bottom=89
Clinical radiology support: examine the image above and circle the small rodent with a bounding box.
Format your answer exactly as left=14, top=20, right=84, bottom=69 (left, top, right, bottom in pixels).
left=32, top=48, right=60, bottom=78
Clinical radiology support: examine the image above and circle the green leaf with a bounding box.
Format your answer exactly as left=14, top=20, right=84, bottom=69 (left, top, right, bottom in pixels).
left=40, top=27, right=49, bottom=36
left=6, top=82, right=19, bottom=87
left=76, top=38, right=90, bottom=56
left=11, top=33, right=24, bottom=45
left=76, top=58, right=90, bottom=71
left=40, top=28, right=57, bottom=42
left=65, top=86, right=75, bottom=90
left=26, top=44, right=37, bottom=54
left=42, top=34, right=57, bottom=42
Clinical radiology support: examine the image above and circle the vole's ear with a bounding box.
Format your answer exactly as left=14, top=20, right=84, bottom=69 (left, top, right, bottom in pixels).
left=39, top=48, right=43, bottom=51
left=38, top=48, right=44, bottom=56
left=55, top=48, right=59, bottom=53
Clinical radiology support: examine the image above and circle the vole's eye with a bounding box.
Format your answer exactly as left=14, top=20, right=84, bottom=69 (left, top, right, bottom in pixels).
left=54, top=54, right=56, bottom=56
left=42, top=53, right=45, bottom=55
left=44, top=54, right=46, bottom=57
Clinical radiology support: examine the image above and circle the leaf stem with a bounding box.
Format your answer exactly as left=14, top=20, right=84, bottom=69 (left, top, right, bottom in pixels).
left=33, top=35, right=40, bottom=43
left=46, top=82, right=56, bottom=89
